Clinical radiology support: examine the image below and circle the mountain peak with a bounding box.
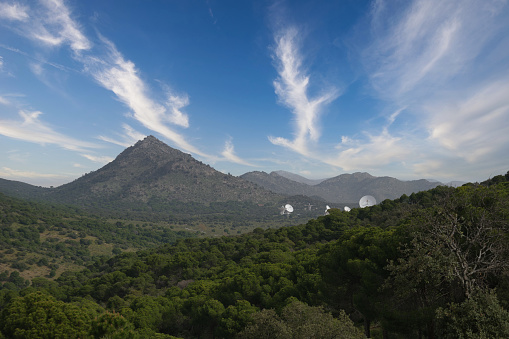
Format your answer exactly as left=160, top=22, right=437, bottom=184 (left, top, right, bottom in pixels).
left=115, top=135, right=191, bottom=165
left=51, top=136, right=280, bottom=206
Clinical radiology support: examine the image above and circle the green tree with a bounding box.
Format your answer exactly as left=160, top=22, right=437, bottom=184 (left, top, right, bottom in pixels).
left=238, top=300, right=364, bottom=339
left=0, top=292, right=94, bottom=338
left=435, top=290, right=509, bottom=338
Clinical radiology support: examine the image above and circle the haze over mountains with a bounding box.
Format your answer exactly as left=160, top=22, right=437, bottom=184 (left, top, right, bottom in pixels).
left=0, top=136, right=451, bottom=218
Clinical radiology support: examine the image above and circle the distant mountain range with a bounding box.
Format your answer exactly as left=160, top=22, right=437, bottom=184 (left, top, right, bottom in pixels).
left=0, top=136, right=321, bottom=220
left=0, top=136, right=456, bottom=219
left=241, top=171, right=441, bottom=204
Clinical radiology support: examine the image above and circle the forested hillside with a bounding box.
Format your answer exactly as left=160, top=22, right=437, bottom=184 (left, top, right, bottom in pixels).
left=0, top=193, right=195, bottom=283
left=0, top=172, right=508, bottom=338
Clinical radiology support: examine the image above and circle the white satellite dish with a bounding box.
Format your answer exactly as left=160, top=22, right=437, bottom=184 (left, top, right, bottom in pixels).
left=344, top=206, right=351, bottom=212
left=285, top=204, right=294, bottom=213
left=359, top=195, right=376, bottom=208
left=324, top=205, right=331, bottom=215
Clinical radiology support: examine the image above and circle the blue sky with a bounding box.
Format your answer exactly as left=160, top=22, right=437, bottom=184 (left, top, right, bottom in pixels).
left=1, top=0, right=508, bottom=187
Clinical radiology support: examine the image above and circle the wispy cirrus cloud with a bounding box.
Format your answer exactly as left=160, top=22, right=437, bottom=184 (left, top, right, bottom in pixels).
left=0, top=109, right=99, bottom=152
left=364, top=0, right=507, bottom=101
left=0, top=166, right=62, bottom=179
left=98, top=123, right=146, bottom=148
left=326, top=129, right=410, bottom=171
left=83, top=36, right=206, bottom=156
left=29, top=0, right=90, bottom=52
left=0, top=2, right=28, bottom=21
left=1, top=0, right=212, bottom=160
left=360, top=0, right=509, bottom=177
left=80, top=153, right=114, bottom=164
left=426, top=79, right=509, bottom=162
left=269, top=27, right=339, bottom=156
left=221, top=138, right=256, bottom=166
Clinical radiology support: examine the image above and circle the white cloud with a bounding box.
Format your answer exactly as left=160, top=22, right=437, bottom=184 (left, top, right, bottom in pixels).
left=221, top=139, right=256, bottom=166
left=98, top=123, right=145, bottom=147
left=165, top=92, right=190, bottom=128
left=269, top=27, right=339, bottom=155
left=0, top=0, right=90, bottom=52
left=0, top=109, right=99, bottom=152
left=0, top=2, right=29, bottom=21
left=80, top=153, right=114, bottom=164
left=426, top=79, right=509, bottom=162
left=0, top=166, right=62, bottom=179
left=2, top=0, right=208, bottom=159
left=355, top=0, right=509, bottom=179
left=326, top=129, right=410, bottom=171
left=34, top=0, right=91, bottom=52
left=83, top=36, right=207, bottom=157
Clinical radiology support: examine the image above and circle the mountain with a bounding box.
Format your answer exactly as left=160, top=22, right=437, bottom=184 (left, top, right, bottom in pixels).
left=241, top=171, right=440, bottom=204
left=0, top=136, right=439, bottom=219
left=315, top=172, right=439, bottom=203
left=240, top=171, right=323, bottom=198
left=0, top=136, right=291, bottom=221
left=273, top=170, right=326, bottom=185
left=0, top=177, right=47, bottom=199
left=50, top=136, right=279, bottom=206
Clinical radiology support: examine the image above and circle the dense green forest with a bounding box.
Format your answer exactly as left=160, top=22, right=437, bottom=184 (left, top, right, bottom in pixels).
left=0, top=172, right=508, bottom=338
left=0, top=193, right=196, bottom=283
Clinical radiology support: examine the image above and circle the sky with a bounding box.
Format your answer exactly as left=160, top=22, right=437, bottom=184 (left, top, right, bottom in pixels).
left=1, top=0, right=508, bottom=187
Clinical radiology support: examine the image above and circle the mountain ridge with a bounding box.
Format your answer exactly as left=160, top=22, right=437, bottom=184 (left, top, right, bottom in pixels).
left=1, top=136, right=448, bottom=214
left=241, top=170, right=440, bottom=204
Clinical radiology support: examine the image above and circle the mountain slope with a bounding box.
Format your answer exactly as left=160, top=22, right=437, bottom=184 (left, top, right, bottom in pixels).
left=240, top=171, right=322, bottom=198
left=50, top=136, right=281, bottom=207
left=316, top=172, right=439, bottom=203
left=0, top=178, right=47, bottom=200
left=273, top=170, right=326, bottom=185
left=241, top=171, right=440, bottom=204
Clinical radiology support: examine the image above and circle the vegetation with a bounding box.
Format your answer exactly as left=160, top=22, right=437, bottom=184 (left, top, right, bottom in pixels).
left=0, top=171, right=507, bottom=338
left=0, top=193, right=195, bottom=282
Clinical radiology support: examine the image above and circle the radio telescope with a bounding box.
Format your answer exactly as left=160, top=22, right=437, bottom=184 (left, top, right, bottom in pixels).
left=281, top=204, right=294, bottom=216
left=324, top=205, right=331, bottom=215
left=359, top=195, right=376, bottom=208
left=344, top=206, right=351, bottom=212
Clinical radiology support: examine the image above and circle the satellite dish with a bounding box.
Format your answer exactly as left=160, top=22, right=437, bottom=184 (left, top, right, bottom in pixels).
left=285, top=204, right=294, bottom=213
left=359, top=195, right=376, bottom=208
left=344, top=206, right=351, bottom=212
left=324, top=205, right=331, bottom=215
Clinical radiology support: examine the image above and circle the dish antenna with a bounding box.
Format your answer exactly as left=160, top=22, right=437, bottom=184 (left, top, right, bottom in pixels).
left=324, top=205, right=331, bottom=215
left=359, top=195, right=376, bottom=208
left=344, top=206, right=351, bottom=212
left=280, top=204, right=293, bottom=217
left=285, top=204, right=294, bottom=213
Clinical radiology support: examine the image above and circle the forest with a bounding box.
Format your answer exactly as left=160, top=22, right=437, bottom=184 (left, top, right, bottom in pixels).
left=0, top=172, right=508, bottom=338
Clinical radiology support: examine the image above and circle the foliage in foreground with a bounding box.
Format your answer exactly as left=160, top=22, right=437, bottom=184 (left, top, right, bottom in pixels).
left=0, top=172, right=508, bottom=338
